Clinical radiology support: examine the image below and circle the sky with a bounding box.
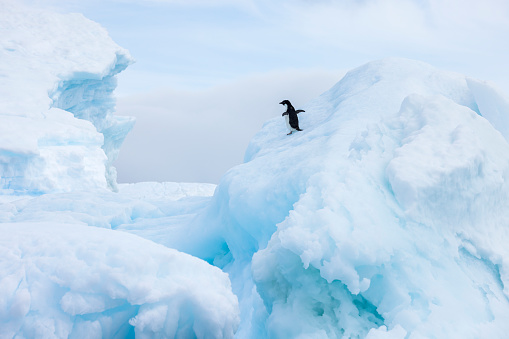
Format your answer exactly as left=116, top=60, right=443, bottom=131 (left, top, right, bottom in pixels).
left=27, top=0, right=509, bottom=184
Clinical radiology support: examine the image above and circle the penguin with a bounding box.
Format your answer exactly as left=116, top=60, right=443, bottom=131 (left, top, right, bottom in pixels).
left=280, top=100, right=304, bottom=135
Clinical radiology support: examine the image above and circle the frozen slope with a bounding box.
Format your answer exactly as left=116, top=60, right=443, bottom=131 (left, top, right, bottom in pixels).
left=0, top=1, right=134, bottom=193
left=200, top=58, right=509, bottom=338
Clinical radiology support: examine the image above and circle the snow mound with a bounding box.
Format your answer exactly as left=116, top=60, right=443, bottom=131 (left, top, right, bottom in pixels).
left=0, top=1, right=134, bottom=194
left=0, top=222, right=239, bottom=338
left=203, top=58, right=509, bottom=337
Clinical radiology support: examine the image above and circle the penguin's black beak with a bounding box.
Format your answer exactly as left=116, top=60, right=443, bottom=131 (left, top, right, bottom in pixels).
left=279, top=101, right=284, bottom=105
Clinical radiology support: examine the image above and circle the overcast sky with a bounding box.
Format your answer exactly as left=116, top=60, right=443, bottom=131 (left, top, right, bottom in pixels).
left=29, top=0, right=509, bottom=184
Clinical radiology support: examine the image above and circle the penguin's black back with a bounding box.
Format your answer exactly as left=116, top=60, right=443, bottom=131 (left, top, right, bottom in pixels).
left=288, top=112, right=301, bottom=130
left=280, top=99, right=304, bottom=131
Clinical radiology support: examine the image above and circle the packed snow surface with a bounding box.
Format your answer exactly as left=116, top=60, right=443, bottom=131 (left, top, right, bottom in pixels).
left=2, top=3, right=509, bottom=338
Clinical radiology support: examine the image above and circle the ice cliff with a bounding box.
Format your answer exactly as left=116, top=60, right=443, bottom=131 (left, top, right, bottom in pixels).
left=2, top=2, right=509, bottom=338
left=0, top=1, right=134, bottom=193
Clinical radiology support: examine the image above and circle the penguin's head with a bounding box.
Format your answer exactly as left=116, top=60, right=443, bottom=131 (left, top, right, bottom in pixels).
left=279, top=100, right=291, bottom=106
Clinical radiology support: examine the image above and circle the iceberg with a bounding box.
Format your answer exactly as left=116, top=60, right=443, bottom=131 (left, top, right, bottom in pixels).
left=0, top=3, right=239, bottom=338
left=2, top=2, right=509, bottom=338
left=199, top=59, right=509, bottom=337
left=0, top=1, right=134, bottom=194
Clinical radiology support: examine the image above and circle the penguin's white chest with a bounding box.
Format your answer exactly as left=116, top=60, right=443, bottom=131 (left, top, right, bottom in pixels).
left=285, top=114, right=296, bottom=132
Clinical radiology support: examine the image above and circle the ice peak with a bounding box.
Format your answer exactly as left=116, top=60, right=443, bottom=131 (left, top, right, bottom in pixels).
left=207, top=58, right=509, bottom=337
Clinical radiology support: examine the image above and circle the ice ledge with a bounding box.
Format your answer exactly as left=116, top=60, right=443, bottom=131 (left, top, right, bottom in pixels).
left=0, top=3, right=135, bottom=194
left=50, top=52, right=135, bottom=192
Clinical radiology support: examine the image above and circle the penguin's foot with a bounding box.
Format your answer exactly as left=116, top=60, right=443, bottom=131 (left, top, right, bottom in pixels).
left=287, top=131, right=293, bottom=135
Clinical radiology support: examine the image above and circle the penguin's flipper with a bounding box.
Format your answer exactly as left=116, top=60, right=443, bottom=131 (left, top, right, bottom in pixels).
left=296, top=110, right=305, bottom=113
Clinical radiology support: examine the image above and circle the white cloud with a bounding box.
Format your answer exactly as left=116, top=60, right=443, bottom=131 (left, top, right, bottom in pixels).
left=113, top=69, right=344, bottom=183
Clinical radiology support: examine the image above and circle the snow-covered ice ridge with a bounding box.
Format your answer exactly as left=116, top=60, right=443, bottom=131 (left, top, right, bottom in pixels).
left=3, top=3, right=509, bottom=338
left=192, top=58, right=509, bottom=338
left=0, top=1, right=134, bottom=194
left=235, top=59, right=509, bottom=338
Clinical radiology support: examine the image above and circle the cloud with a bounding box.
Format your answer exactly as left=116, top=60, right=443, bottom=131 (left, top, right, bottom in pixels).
left=113, top=69, right=344, bottom=183
left=21, top=0, right=509, bottom=183
left=255, top=0, right=509, bottom=91
left=265, top=0, right=509, bottom=52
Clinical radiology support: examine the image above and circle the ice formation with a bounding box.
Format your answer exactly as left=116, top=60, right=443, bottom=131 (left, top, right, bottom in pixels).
left=0, top=222, right=239, bottom=338
left=2, top=2, right=509, bottom=338
left=0, top=1, right=134, bottom=193
left=202, top=59, right=509, bottom=337
left=0, top=3, right=239, bottom=338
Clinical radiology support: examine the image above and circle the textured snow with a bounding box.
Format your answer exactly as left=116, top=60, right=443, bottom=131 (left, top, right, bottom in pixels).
left=2, top=2, right=509, bottom=337
left=0, top=182, right=220, bottom=260
left=0, top=222, right=238, bottom=338
left=0, top=181, right=243, bottom=338
left=0, top=3, right=239, bottom=338
left=203, top=58, right=509, bottom=337
left=0, top=1, right=134, bottom=193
